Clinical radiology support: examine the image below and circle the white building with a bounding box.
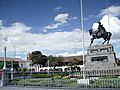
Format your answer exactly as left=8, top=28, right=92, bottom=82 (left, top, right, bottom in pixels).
left=0, top=57, right=29, bottom=68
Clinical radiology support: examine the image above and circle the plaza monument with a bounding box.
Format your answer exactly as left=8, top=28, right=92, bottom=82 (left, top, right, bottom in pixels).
left=85, top=22, right=119, bottom=70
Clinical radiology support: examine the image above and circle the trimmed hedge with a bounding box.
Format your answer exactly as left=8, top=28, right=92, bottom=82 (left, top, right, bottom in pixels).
left=32, top=74, right=52, bottom=78
left=31, top=73, right=69, bottom=78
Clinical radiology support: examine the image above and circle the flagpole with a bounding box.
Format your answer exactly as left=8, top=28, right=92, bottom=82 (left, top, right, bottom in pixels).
left=106, top=0, right=110, bottom=31
left=80, top=0, right=85, bottom=79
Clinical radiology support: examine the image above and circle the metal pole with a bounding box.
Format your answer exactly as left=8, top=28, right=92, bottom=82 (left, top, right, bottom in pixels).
left=80, top=0, right=85, bottom=79
left=48, top=60, right=50, bottom=74
left=30, top=60, right=32, bottom=78
left=11, top=45, right=15, bottom=71
left=11, top=45, right=16, bottom=80
left=106, top=0, right=110, bottom=31
left=13, top=45, right=16, bottom=68
left=3, top=46, right=6, bottom=69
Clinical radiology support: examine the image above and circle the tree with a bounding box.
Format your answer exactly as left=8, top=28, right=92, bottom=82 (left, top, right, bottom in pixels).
left=0, top=61, right=19, bottom=70
left=68, top=58, right=80, bottom=66
left=28, top=51, right=47, bottom=67
left=0, top=62, right=3, bottom=69
left=47, top=55, right=63, bottom=67
left=67, top=58, right=80, bottom=72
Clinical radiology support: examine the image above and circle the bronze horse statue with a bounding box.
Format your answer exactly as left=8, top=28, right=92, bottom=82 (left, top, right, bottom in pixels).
left=89, top=29, right=112, bottom=46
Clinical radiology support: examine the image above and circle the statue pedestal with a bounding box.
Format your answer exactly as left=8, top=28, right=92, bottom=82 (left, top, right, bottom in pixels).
left=85, top=44, right=118, bottom=70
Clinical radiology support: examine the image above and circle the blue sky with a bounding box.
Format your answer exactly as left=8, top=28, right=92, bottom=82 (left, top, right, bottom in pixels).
left=0, top=0, right=120, bottom=59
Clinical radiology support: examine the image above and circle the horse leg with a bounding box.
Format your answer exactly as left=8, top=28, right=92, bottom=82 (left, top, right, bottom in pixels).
left=102, top=39, right=107, bottom=44
left=107, top=39, right=110, bottom=44
left=90, top=38, right=94, bottom=46
left=107, top=34, right=111, bottom=44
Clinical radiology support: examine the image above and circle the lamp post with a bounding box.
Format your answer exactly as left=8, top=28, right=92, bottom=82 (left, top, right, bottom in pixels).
left=30, top=60, right=32, bottom=78
left=47, top=60, right=50, bottom=74
left=11, top=45, right=16, bottom=80
left=3, top=46, right=6, bottom=70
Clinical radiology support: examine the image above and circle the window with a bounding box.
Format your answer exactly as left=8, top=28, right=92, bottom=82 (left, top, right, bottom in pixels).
left=91, top=49, right=98, bottom=53
left=100, top=48, right=109, bottom=52
left=91, top=56, right=108, bottom=62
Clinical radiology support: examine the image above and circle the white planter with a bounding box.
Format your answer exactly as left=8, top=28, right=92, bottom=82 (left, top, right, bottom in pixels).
left=77, top=79, right=90, bottom=85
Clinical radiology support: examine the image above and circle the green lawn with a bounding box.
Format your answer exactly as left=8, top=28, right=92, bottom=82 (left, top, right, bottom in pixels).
left=10, top=78, right=120, bottom=88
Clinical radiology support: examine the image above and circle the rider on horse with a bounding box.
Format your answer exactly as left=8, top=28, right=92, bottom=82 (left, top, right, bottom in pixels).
left=89, top=22, right=112, bottom=45
left=95, top=22, right=106, bottom=37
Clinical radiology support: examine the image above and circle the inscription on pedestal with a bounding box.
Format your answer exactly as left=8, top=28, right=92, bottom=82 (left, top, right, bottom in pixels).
left=85, top=44, right=118, bottom=70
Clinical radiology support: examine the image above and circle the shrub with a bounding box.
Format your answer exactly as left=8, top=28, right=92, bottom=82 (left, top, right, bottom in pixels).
left=31, top=73, right=69, bottom=78
left=32, top=74, right=52, bottom=78
left=52, top=75, right=62, bottom=79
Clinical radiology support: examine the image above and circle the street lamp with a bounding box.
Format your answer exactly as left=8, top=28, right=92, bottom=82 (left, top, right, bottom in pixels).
left=11, top=45, right=16, bottom=70
left=47, top=60, right=50, bottom=74
left=3, top=46, right=6, bottom=70
left=11, top=45, right=16, bottom=80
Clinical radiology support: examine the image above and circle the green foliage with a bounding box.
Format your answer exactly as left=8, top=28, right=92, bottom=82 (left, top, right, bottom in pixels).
left=67, top=58, right=80, bottom=66
left=32, top=74, right=52, bottom=78
left=47, top=55, right=63, bottom=67
left=0, top=61, right=4, bottom=69
left=17, top=68, right=29, bottom=73
left=31, top=73, right=69, bottom=78
left=29, top=51, right=47, bottom=66
left=13, top=62, right=19, bottom=69
left=0, top=61, right=19, bottom=69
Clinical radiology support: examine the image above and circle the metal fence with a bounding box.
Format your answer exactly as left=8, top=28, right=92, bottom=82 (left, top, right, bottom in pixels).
left=5, top=69, right=120, bottom=88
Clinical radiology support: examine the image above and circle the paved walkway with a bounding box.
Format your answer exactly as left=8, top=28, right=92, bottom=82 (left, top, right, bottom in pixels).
left=0, top=87, right=120, bottom=90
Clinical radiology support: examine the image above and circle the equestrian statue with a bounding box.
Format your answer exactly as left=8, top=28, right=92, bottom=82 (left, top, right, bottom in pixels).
left=89, top=22, right=112, bottom=46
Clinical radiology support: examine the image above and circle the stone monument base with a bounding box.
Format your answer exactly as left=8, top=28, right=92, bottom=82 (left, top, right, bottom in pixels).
left=85, top=44, right=118, bottom=70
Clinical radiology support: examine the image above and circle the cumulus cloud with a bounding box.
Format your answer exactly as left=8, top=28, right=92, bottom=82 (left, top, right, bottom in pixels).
left=97, top=5, right=120, bottom=40
left=99, top=5, right=120, bottom=17
left=44, top=13, right=69, bottom=31
left=56, top=51, right=87, bottom=57
left=44, top=13, right=77, bottom=32
left=92, top=5, right=120, bottom=38
left=100, top=15, right=120, bottom=36
left=44, top=23, right=61, bottom=30
left=91, top=5, right=120, bottom=55
left=54, top=13, right=68, bottom=23
left=0, top=20, right=90, bottom=58
left=92, top=23, right=99, bottom=31
left=0, top=21, right=32, bottom=45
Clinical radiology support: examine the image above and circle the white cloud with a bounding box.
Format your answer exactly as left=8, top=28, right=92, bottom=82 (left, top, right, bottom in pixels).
left=0, top=21, right=90, bottom=58
left=0, top=20, right=3, bottom=26
left=92, top=23, right=99, bottom=31
left=56, top=51, right=87, bottom=57
left=69, top=17, right=77, bottom=20
left=44, top=13, right=77, bottom=32
left=99, top=5, right=120, bottom=17
left=92, top=14, right=120, bottom=42
left=91, top=5, right=120, bottom=56
left=92, top=5, right=120, bottom=40
left=44, top=13, right=69, bottom=30
left=53, top=6, right=62, bottom=11
left=54, top=13, right=68, bottom=24
left=44, top=23, right=61, bottom=30
left=100, top=15, right=120, bottom=35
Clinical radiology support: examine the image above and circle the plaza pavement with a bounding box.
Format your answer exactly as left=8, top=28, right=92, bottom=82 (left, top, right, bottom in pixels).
left=0, top=87, right=120, bottom=90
